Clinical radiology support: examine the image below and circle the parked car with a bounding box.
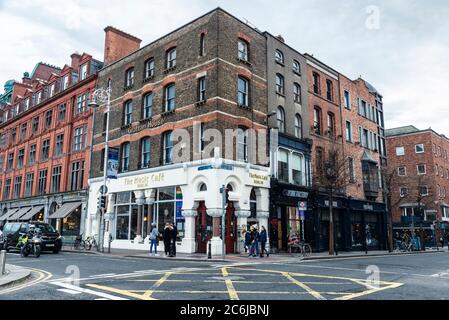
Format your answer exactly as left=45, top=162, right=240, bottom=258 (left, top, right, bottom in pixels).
left=2, top=222, right=62, bottom=254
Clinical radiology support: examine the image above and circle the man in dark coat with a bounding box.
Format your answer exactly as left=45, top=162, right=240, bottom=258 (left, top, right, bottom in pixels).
left=170, top=223, right=178, bottom=257
left=259, top=226, right=269, bottom=257
left=162, top=223, right=171, bottom=256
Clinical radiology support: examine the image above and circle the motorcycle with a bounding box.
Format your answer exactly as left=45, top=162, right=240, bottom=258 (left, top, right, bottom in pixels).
left=17, top=231, right=42, bottom=258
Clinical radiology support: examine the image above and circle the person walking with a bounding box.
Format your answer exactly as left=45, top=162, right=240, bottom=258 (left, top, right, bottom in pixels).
left=259, top=226, right=269, bottom=257
left=149, top=222, right=159, bottom=256
left=250, top=225, right=260, bottom=257
left=169, top=223, right=178, bottom=257
left=247, top=226, right=255, bottom=257
left=163, top=223, right=171, bottom=257
left=244, top=227, right=251, bottom=254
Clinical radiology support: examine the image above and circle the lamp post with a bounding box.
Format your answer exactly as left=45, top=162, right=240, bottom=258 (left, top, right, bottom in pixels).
left=88, top=86, right=111, bottom=252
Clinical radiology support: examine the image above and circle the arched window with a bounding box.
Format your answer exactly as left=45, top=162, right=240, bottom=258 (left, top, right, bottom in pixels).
left=237, top=126, right=248, bottom=162
left=249, top=188, right=257, bottom=219
left=166, top=47, right=177, bottom=69
left=275, top=74, right=284, bottom=95
left=121, top=142, right=130, bottom=172
left=125, top=67, right=134, bottom=87
left=163, top=131, right=173, bottom=164
left=293, top=60, right=301, bottom=74
left=313, top=107, right=322, bottom=135
left=275, top=49, right=284, bottom=64
left=237, top=39, right=249, bottom=61
left=140, top=137, right=151, bottom=169
left=144, top=58, right=154, bottom=79
left=123, top=100, right=133, bottom=125
left=143, top=92, right=153, bottom=119
left=199, top=183, right=207, bottom=192
left=293, top=83, right=301, bottom=103
left=237, top=77, right=249, bottom=107
left=295, top=114, right=303, bottom=139
left=199, top=33, right=205, bottom=56
left=164, top=84, right=176, bottom=112
left=277, top=106, right=285, bottom=133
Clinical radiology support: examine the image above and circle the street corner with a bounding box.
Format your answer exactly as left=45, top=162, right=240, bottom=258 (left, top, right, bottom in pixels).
left=0, top=264, right=32, bottom=289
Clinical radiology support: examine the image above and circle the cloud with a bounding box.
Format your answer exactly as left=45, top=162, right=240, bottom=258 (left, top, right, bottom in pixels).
left=1, top=0, right=448, bottom=135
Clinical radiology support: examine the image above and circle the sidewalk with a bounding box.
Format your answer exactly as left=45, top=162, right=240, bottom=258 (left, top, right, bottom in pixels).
left=62, top=245, right=447, bottom=263
left=0, top=264, right=31, bottom=287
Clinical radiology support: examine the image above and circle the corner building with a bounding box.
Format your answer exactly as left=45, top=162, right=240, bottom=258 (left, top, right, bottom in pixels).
left=87, top=8, right=271, bottom=254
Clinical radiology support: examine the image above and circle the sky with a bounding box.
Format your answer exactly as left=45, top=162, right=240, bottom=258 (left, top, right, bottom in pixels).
left=1, top=0, right=448, bottom=134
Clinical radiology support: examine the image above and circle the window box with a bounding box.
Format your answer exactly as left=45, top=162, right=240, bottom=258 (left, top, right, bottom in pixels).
left=163, top=66, right=177, bottom=74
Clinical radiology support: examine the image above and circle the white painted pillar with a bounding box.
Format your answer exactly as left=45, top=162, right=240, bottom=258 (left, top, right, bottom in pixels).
left=133, top=190, right=146, bottom=244
left=181, top=209, right=197, bottom=253
left=144, top=189, right=156, bottom=245
left=103, top=193, right=116, bottom=247
left=207, top=208, right=223, bottom=256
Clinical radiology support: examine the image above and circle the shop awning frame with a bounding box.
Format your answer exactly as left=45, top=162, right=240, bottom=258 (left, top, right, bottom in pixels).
left=48, top=202, right=81, bottom=219
left=7, top=207, right=32, bottom=221
left=0, top=208, right=20, bottom=221
left=19, top=206, right=44, bottom=221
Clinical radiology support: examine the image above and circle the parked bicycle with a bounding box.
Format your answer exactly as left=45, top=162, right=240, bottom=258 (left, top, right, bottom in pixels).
left=288, top=241, right=312, bottom=257
left=73, top=234, right=98, bottom=251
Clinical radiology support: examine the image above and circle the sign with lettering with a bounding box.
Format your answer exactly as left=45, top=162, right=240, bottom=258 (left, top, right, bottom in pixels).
left=249, top=173, right=269, bottom=186
left=124, top=173, right=165, bottom=189
left=363, top=204, right=374, bottom=211
left=106, top=148, right=119, bottom=179
left=282, top=190, right=309, bottom=199
left=298, top=201, right=307, bottom=212
left=126, top=118, right=163, bottom=134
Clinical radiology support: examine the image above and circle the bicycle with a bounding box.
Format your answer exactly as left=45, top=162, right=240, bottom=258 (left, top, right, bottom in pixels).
left=73, top=234, right=86, bottom=250
left=84, top=235, right=98, bottom=251
left=288, top=241, right=312, bottom=258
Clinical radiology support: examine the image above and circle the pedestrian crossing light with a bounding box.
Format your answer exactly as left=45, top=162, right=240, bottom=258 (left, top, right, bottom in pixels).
left=98, top=195, right=107, bottom=210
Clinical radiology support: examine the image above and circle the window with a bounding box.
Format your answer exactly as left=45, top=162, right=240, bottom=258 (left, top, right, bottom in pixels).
left=21, top=123, right=27, bottom=140
left=55, top=134, right=64, bottom=156
left=32, top=117, right=39, bottom=133
left=144, top=59, right=155, bottom=79
left=76, top=94, right=87, bottom=113
left=199, top=33, right=205, bottom=56
left=0, top=155, right=3, bottom=172
left=441, top=166, right=444, bottom=177
left=141, top=137, right=151, bottom=169
left=294, top=114, right=303, bottom=139
left=80, top=63, right=88, bottom=81
left=51, top=166, right=62, bottom=193
left=13, top=176, right=22, bottom=199
left=45, top=110, right=53, bottom=128
left=237, top=77, right=249, bottom=107
left=29, top=144, right=36, bottom=164
left=125, top=68, right=134, bottom=87
left=58, top=104, right=66, bottom=122
left=293, top=83, right=301, bottom=103
left=292, top=60, right=301, bottom=74
left=236, top=127, right=248, bottom=162
left=123, top=100, right=133, bottom=125
left=49, top=83, right=55, bottom=97
left=417, top=164, right=426, bottom=175
left=237, top=39, right=249, bottom=61
left=25, top=173, right=34, bottom=197
left=25, top=98, right=30, bottom=111
left=275, top=49, right=284, bottom=64
left=348, top=157, right=355, bottom=182
left=163, top=131, right=173, bottom=165
left=198, top=123, right=205, bottom=152
left=398, top=166, right=406, bottom=176
left=278, top=149, right=289, bottom=183
left=11, top=128, right=16, bottom=143
left=400, top=187, right=408, bottom=197
left=277, top=107, right=285, bottom=133
left=326, top=79, right=333, bottom=101
left=7, top=152, right=14, bottom=171
left=17, top=149, right=24, bottom=169
left=73, top=127, right=84, bottom=151
left=36, top=91, right=42, bottom=104
left=327, top=112, right=335, bottom=138
left=438, top=146, right=442, bottom=157
left=419, top=186, right=429, bottom=196
left=433, top=143, right=436, bottom=154
left=166, top=48, right=177, bottom=69
left=70, top=161, right=84, bottom=190
left=143, top=93, right=153, bottom=119
left=62, top=75, right=69, bottom=90
left=164, top=84, right=176, bottom=112
left=198, top=77, right=206, bottom=102
left=37, top=169, right=48, bottom=195
left=395, top=147, right=405, bottom=156
left=275, top=74, right=284, bottom=95
left=42, top=139, right=50, bottom=160
left=344, top=90, right=350, bottom=109
left=292, top=153, right=304, bottom=185
left=313, top=107, right=322, bottom=135
left=3, top=179, right=11, bottom=200
left=436, top=165, right=439, bottom=176
left=346, top=121, right=353, bottom=142
left=121, top=143, right=130, bottom=172
left=312, top=72, right=320, bottom=94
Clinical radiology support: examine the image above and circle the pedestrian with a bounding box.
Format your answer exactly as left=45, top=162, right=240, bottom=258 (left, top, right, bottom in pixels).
left=163, top=223, right=171, bottom=257
left=244, top=227, right=251, bottom=254
left=247, top=226, right=255, bottom=257
left=170, top=223, right=178, bottom=257
left=251, top=225, right=260, bottom=257
left=259, top=226, right=269, bottom=257
left=149, top=222, right=159, bottom=256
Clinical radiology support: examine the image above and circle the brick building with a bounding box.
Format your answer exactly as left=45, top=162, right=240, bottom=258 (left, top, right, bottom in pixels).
left=386, top=126, right=449, bottom=243
left=86, top=8, right=271, bottom=254
left=0, top=53, right=102, bottom=241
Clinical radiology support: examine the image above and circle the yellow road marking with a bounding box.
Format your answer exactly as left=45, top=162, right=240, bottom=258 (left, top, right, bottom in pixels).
left=129, top=279, right=349, bottom=285
left=86, top=283, right=157, bottom=300
left=222, top=267, right=239, bottom=300
left=142, top=272, right=172, bottom=299
left=334, top=279, right=403, bottom=300
left=282, top=272, right=326, bottom=300
left=0, top=268, right=53, bottom=295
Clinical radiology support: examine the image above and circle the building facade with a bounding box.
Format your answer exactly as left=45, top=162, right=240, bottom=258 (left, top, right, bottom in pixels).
left=386, top=126, right=449, bottom=243
left=0, top=53, right=102, bottom=242
left=86, top=9, right=271, bottom=254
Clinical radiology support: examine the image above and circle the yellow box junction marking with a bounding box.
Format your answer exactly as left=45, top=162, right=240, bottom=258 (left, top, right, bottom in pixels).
left=222, top=267, right=239, bottom=300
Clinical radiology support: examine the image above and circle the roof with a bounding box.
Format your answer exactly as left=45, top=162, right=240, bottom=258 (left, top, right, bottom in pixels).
left=386, top=126, right=420, bottom=137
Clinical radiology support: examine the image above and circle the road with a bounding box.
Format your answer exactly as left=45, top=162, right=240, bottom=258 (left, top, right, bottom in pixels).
left=1, top=251, right=449, bottom=300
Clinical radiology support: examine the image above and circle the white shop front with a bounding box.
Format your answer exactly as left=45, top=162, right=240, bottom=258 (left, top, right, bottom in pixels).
left=86, top=157, right=270, bottom=254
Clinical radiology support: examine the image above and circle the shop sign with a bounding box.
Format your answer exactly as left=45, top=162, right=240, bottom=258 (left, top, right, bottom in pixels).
left=124, top=173, right=165, bottom=188
left=282, top=190, right=308, bottom=198
left=298, top=201, right=307, bottom=211
left=126, top=118, right=163, bottom=134
left=363, top=204, right=374, bottom=211
left=250, top=173, right=269, bottom=186
left=324, top=200, right=338, bottom=208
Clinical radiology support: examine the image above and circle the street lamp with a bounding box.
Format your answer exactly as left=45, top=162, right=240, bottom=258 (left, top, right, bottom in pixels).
left=88, top=86, right=111, bottom=252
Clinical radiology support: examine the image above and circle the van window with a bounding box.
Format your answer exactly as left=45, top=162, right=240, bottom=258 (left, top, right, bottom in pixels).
left=3, top=223, right=20, bottom=234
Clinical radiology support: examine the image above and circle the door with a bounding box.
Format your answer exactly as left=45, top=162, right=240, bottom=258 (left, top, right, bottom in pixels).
left=196, top=202, right=212, bottom=253
left=225, top=202, right=236, bottom=254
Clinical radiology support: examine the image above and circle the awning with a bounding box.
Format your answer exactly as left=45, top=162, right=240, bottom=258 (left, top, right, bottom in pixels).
left=7, top=207, right=31, bottom=221
left=20, top=206, right=44, bottom=221
left=0, top=208, right=19, bottom=221
left=49, top=202, right=81, bottom=219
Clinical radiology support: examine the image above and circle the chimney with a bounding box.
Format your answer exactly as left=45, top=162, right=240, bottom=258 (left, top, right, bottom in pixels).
left=276, top=35, right=285, bottom=43
left=22, top=72, right=31, bottom=85
left=104, top=26, right=142, bottom=66
left=71, top=53, right=82, bottom=69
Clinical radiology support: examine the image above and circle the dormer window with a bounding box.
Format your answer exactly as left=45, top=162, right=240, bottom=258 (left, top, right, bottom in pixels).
left=63, top=75, right=69, bottom=90
left=49, top=83, right=55, bottom=97
left=36, top=91, right=42, bottom=104
left=80, top=63, right=88, bottom=81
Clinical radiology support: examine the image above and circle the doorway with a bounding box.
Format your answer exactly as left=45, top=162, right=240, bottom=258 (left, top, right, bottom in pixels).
left=225, top=202, right=236, bottom=254
left=196, top=201, right=212, bottom=253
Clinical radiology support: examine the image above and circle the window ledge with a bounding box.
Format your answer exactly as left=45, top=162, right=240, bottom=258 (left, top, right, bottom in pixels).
left=237, top=58, right=252, bottom=67
left=123, top=84, right=134, bottom=91
left=163, top=66, right=177, bottom=74
left=276, top=92, right=286, bottom=98
left=293, top=71, right=302, bottom=77
left=161, top=110, right=175, bottom=117
left=143, top=75, right=154, bottom=84
left=237, top=103, right=251, bottom=110
left=121, top=123, right=132, bottom=130
left=139, top=117, right=153, bottom=124
left=275, top=61, right=285, bottom=67
left=195, top=99, right=207, bottom=107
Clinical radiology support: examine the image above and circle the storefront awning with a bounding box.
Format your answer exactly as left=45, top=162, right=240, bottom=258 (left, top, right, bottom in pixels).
left=0, top=208, right=19, bottom=221
left=49, top=202, right=81, bottom=219
left=7, top=207, right=31, bottom=221
left=20, top=206, right=44, bottom=221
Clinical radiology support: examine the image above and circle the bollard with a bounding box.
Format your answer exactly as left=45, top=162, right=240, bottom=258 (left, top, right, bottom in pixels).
left=207, top=240, right=212, bottom=259
left=108, top=234, right=112, bottom=254
left=0, top=250, right=6, bottom=276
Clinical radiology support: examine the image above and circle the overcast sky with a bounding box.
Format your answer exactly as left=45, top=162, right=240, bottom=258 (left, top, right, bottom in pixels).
left=1, top=0, right=448, bottom=134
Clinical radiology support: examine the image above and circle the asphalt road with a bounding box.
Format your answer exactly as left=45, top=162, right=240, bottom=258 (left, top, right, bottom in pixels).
left=1, top=251, right=449, bottom=300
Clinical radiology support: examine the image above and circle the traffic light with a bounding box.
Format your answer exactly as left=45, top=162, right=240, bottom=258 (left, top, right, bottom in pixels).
left=98, top=195, right=107, bottom=210
left=220, top=186, right=229, bottom=203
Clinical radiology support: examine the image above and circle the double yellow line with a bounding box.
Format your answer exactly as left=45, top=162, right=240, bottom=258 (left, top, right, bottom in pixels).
left=0, top=268, right=53, bottom=295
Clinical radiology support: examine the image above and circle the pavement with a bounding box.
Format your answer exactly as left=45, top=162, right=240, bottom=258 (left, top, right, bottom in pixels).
left=0, top=264, right=31, bottom=287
